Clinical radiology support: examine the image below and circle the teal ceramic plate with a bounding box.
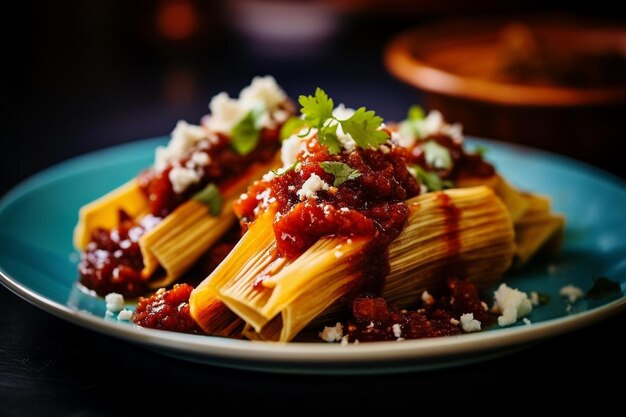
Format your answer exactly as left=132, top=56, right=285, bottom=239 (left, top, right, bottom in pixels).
left=1, top=138, right=624, bottom=374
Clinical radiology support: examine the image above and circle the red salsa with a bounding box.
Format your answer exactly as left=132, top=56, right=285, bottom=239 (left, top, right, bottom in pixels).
left=78, top=211, right=159, bottom=297
left=344, top=278, right=491, bottom=342
left=133, top=284, right=202, bottom=334
left=234, top=135, right=421, bottom=294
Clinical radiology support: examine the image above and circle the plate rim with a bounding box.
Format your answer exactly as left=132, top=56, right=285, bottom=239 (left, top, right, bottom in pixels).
left=1, top=137, right=625, bottom=366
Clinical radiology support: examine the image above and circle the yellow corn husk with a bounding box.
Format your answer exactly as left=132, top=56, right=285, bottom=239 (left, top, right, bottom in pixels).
left=73, top=180, right=149, bottom=249
left=382, top=186, right=515, bottom=306
left=513, top=193, right=565, bottom=267
left=75, top=155, right=280, bottom=288
left=457, top=175, right=528, bottom=223
left=191, top=186, right=516, bottom=342
left=189, top=286, right=245, bottom=338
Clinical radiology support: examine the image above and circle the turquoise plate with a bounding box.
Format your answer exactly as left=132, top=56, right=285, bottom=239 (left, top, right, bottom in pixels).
left=1, top=137, right=624, bottom=374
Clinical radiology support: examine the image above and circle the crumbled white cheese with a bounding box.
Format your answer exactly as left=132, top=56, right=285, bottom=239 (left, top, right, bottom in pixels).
left=168, top=166, right=202, bottom=193
left=421, top=290, right=435, bottom=305
left=392, top=323, right=402, bottom=338
left=460, top=313, right=481, bottom=332
left=329, top=104, right=359, bottom=152
left=117, top=309, right=133, bottom=321
left=191, top=151, right=210, bottom=166
left=262, top=170, right=277, bottom=182
left=297, top=174, right=330, bottom=200
left=394, top=109, right=464, bottom=148
left=530, top=291, right=540, bottom=306
left=206, top=76, right=286, bottom=134
left=334, top=250, right=343, bottom=258
left=450, top=318, right=460, bottom=326
left=155, top=121, right=207, bottom=172
left=239, top=75, right=287, bottom=113
left=493, top=283, right=533, bottom=327
left=480, top=301, right=489, bottom=311
left=281, top=132, right=308, bottom=167
left=339, top=207, right=350, bottom=213
left=367, top=321, right=375, bottom=329
left=559, top=285, right=583, bottom=303
left=319, top=322, right=343, bottom=342
left=105, top=293, right=124, bottom=313
left=341, top=335, right=350, bottom=346
left=523, top=318, right=532, bottom=326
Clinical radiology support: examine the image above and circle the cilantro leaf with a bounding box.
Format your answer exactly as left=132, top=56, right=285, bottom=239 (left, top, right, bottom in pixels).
left=193, top=183, right=222, bottom=216
left=318, top=123, right=342, bottom=155
left=271, top=161, right=300, bottom=176
left=422, top=141, right=452, bottom=170
left=319, top=161, right=361, bottom=187
left=279, top=117, right=307, bottom=140
left=298, top=88, right=388, bottom=154
left=298, top=88, right=334, bottom=128
left=339, top=107, right=389, bottom=149
left=474, top=145, right=489, bottom=158
left=411, top=165, right=453, bottom=192
left=231, top=111, right=261, bottom=155
left=408, top=105, right=425, bottom=122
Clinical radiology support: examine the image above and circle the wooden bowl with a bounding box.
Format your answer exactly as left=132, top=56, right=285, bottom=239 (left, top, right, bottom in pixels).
left=384, top=17, right=626, bottom=172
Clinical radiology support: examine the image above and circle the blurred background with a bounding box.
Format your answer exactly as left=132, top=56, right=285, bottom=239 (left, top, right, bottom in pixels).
left=3, top=0, right=625, bottom=196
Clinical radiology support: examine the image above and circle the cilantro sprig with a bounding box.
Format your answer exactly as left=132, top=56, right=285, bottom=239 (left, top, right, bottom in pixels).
left=319, top=161, right=361, bottom=187
left=411, top=166, right=453, bottom=192
left=298, top=88, right=389, bottom=154
left=231, top=110, right=262, bottom=155
left=193, top=183, right=222, bottom=216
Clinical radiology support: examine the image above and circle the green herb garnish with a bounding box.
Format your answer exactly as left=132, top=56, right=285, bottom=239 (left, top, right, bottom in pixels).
left=298, top=88, right=389, bottom=154
left=193, top=183, right=222, bottom=216
left=319, top=161, right=361, bottom=187
left=230, top=110, right=261, bottom=155
left=474, top=145, right=489, bottom=157
left=411, top=165, right=453, bottom=192
left=423, top=141, right=452, bottom=170
left=399, top=105, right=426, bottom=139
left=585, top=277, right=622, bottom=300
left=279, top=117, right=307, bottom=140
left=271, top=161, right=300, bottom=176
left=407, top=105, right=425, bottom=122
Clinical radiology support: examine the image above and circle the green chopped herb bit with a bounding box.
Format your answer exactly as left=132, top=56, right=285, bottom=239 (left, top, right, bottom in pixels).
left=474, top=145, right=489, bottom=157
left=399, top=105, right=426, bottom=139
left=271, top=161, right=300, bottom=176
left=231, top=110, right=262, bottom=155
left=279, top=117, right=307, bottom=140
left=411, top=165, right=454, bottom=192
left=423, top=140, right=452, bottom=170
left=585, top=277, right=622, bottom=300
left=193, top=183, right=222, bottom=216
left=407, top=105, right=425, bottom=122
left=298, top=87, right=389, bottom=154
left=319, top=161, right=361, bottom=187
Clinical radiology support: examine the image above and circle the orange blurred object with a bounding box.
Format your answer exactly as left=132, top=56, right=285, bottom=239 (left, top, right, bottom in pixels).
left=156, top=0, right=198, bottom=40
left=385, top=16, right=626, bottom=168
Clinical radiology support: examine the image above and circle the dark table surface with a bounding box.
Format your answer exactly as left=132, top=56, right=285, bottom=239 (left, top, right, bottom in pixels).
left=2, top=3, right=625, bottom=414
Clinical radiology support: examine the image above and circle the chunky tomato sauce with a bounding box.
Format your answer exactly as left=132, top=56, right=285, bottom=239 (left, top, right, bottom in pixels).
left=78, top=211, right=158, bottom=297
left=235, top=136, right=420, bottom=294
left=133, top=284, right=202, bottom=334
left=345, top=279, right=491, bottom=341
